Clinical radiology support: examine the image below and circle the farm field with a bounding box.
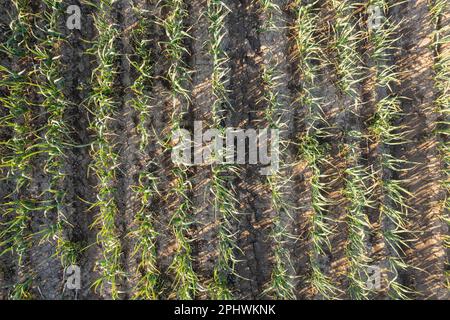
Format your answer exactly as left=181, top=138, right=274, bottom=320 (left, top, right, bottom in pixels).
left=0, top=0, right=449, bottom=300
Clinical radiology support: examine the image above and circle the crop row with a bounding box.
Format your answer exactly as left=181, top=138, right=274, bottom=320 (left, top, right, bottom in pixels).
left=0, top=0, right=41, bottom=299
left=87, top=0, right=123, bottom=299
left=292, top=0, right=337, bottom=298
left=367, top=0, right=411, bottom=299
left=207, top=0, right=240, bottom=299
left=128, top=4, right=160, bottom=299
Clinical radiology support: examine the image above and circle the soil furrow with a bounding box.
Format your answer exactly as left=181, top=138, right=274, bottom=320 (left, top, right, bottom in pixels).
left=226, top=0, right=275, bottom=299
left=392, top=0, right=448, bottom=299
